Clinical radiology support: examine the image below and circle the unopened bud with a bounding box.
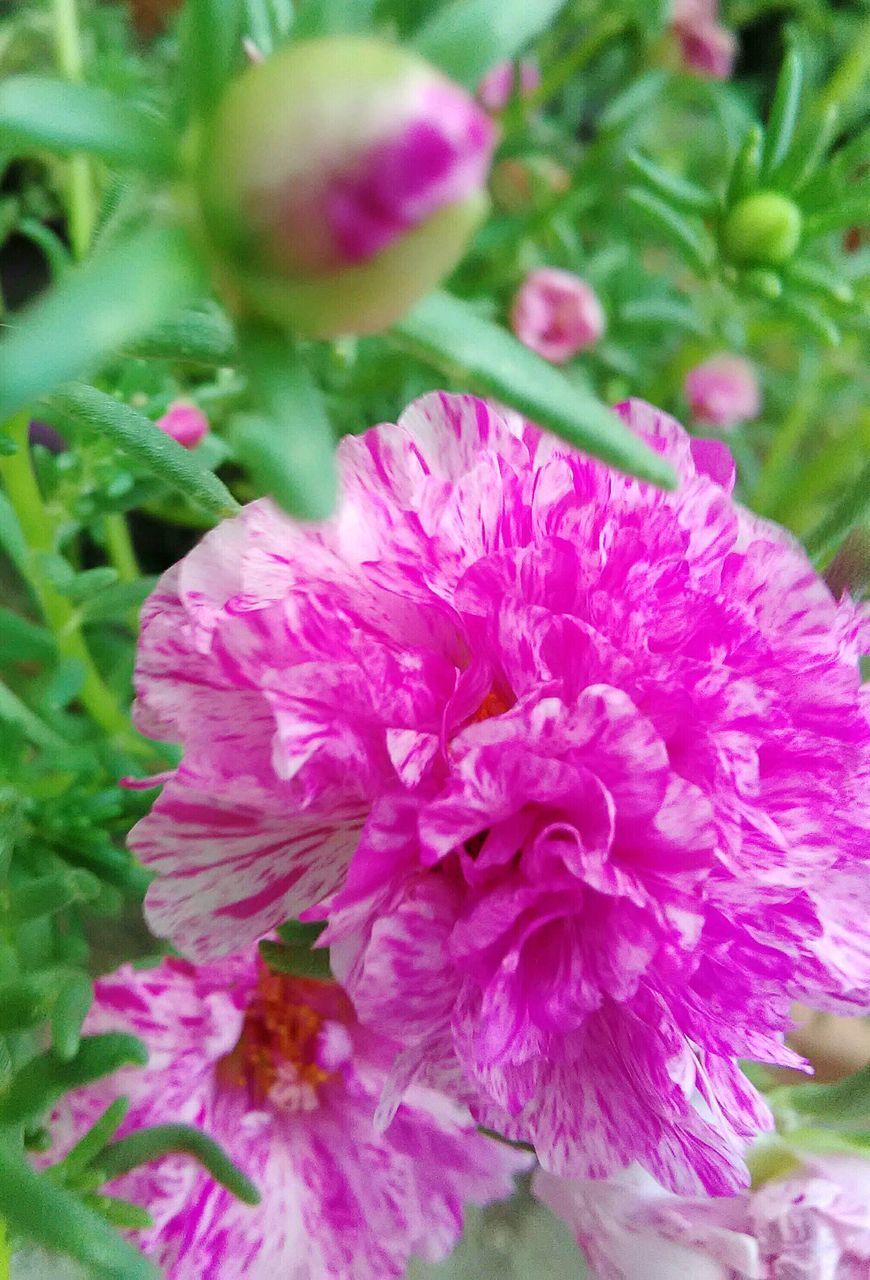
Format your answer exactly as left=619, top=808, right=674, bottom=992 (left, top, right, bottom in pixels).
left=511, top=268, right=605, bottom=364
left=490, top=156, right=570, bottom=214
left=198, top=37, right=495, bottom=337
left=155, top=401, right=209, bottom=449
left=723, top=191, right=802, bottom=266
left=684, top=354, right=760, bottom=429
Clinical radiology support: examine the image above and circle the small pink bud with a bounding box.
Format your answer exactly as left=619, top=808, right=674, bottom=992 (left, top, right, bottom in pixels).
left=511, top=268, right=605, bottom=364
left=684, top=355, right=760, bottom=429
left=155, top=401, right=209, bottom=449
left=477, top=59, right=541, bottom=112
left=670, top=0, right=737, bottom=79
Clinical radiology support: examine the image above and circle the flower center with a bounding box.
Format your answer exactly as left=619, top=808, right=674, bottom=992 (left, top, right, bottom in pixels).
left=470, top=687, right=511, bottom=723
left=218, top=968, right=343, bottom=1111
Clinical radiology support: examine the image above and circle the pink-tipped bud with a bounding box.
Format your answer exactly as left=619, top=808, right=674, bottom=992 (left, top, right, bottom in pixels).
left=511, top=268, right=605, bottom=364
left=477, top=59, right=541, bottom=112
left=199, top=37, right=496, bottom=337
left=155, top=401, right=209, bottom=449
left=669, top=0, right=737, bottom=79
left=684, top=355, right=760, bottom=429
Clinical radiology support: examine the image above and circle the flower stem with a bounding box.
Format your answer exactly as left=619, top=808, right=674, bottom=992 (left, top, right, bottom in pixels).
left=0, top=415, right=131, bottom=740
left=0, top=1216, right=10, bottom=1280
left=504, top=13, right=627, bottom=130
left=51, top=0, right=97, bottom=260
left=103, top=513, right=140, bottom=585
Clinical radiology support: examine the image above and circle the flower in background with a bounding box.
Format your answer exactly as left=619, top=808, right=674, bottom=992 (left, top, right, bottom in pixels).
left=511, top=268, right=605, bottom=362
left=534, top=1149, right=870, bottom=1279
left=669, top=0, right=737, bottom=80
left=477, top=59, right=541, bottom=113
left=684, top=355, right=761, bottom=429
left=50, top=953, right=529, bottom=1280
left=130, top=392, right=870, bottom=1195
left=155, top=402, right=209, bottom=450
left=199, top=37, right=496, bottom=337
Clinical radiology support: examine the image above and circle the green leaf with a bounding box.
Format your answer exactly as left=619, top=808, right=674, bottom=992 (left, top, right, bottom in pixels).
left=81, top=1191, right=153, bottom=1229
left=51, top=972, right=94, bottom=1062
left=803, top=460, right=870, bottom=564
left=259, top=937, right=333, bottom=979
left=0, top=608, right=57, bottom=664
left=599, top=69, right=667, bottom=134
left=772, top=1062, right=870, bottom=1125
left=391, top=291, right=676, bottom=488
left=80, top=577, right=158, bottom=624
left=779, top=295, right=841, bottom=347
left=234, top=324, right=337, bottom=519
left=0, top=1034, right=147, bottom=1128
left=96, top=1125, right=261, bottom=1206
left=0, top=1141, right=157, bottom=1279
left=0, top=76, right=176, bottom=174
left=56, top=566, right=119, bottom=604
left=180, top=0, right=244, bottom=118
left=726, top=124, right=763, bottom=205
left=627, top=186, right=714, bottom=276
left=626, top=152, right=717, bottom=215
left=49, top=385, right=239, bottom=520
left=782, top=104, right=839, bottom=191
left=48, top=1097, right=129, bottom=1182
left=292, top=0, right=375, bottom=36
left=413, top=0, right=568, bottom=86
left=763, top=48, right=803, bottom=176
left=128, top=304, right=238, bottom=366
left=787, top=260, right=853, bottom=305
left=618, top=297, right=709, bottom=337
left=802, top=191, right=870, bottom=240
left=276, top=919, right=326, bottom=947
left=0, top=972, right=68, bottom=1034
left=59, top=838, right=152, bottom=896
left=0, top=490, right=27, bottom=574
left=0, top=226, right=205, bottom=423
left=3, top=869, right=100, bottom=925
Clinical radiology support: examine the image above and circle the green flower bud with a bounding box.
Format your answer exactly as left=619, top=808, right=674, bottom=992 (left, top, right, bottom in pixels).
left=723, top=191, right=802, bottom=266
left=197, top=37, right=496, bottom=337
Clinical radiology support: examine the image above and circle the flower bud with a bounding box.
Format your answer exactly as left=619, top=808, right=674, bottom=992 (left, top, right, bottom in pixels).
left=155, top=401, right=209, bottom=449
left=511, top=268, right=605, bottom=364
left=198, top=37, right=496, bottom=338
left=669, top=0, right=737, bottom=80
left=723, top=191, right=802, bottom=265
left=490, top=155, right=570, bottom=214
left=477, top=59, right=540, bottom=113
left=684, top=354, right=760, bottom=429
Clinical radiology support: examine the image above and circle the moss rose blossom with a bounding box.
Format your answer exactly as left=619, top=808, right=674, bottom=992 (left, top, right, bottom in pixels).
left=49, top=953, right=528, bottom=1278
left=130, top=393, right=870, bottom=1194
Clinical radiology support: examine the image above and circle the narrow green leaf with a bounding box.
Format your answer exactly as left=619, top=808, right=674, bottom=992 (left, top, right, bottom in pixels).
left=782, top=103, right=839, bottom=191
left=180, top=0, right=244, bottom=117
left=276, top=919, right=326, bottom=947
left=235, top=324, right=337, bottom=519
left=49, top=385, right=239, bottom=519
left=0, top=1034, right=147, bottom=1128
left=0, top=76, right=175, bottom=174
left=626, top=151, right=717, bottom=215
left=0, top=608, right=57, bottom=663
left=773, top=1062, right=870, bottom=1124
left=60, top=838, right=152, bottom=896
left=48, top=1097, right=129, bottom=1181
left=413, top=0, right=568, bottom=86
left=81, top=577, right=158, bottom=624
left=726, top=124, right=763, bottom=205
left=803, top=461, right=870, bottom=564
left=57, top=566, right=119, bottom=604
left=51, top=972, right=94, bottom=1062
left=619, top=297, right=709, bottom=336
left=780, top=295, right=841, bottom=347
left=81, top=1191, right=153, bottom=1229
left=0, top=490, right=27, bottom=574
left=599, top=69, right=668, bottom=133
left=0, top=1141, right=157, bottom=1279
left=391, top=291, right=676, bottom=488
left=128, top=304, right=238, bottom=366
left=0, top=972, right=66, bottom=1034
left=4, top=869, right=100, bottom=925
left=626, top=186, right=715, bottom=276
left=787, top=260, right=853, bottom=305
left=802, top=191, right=870, bottom=240
left=0, top=226, right=205, bottom=422
left=292, top=0, right=375, bottom=36
left=96, top=1124, right=261, bottom=1205
left=259, top=937, right=333, bottom=979
left=763, top=48, right=803, bottom=176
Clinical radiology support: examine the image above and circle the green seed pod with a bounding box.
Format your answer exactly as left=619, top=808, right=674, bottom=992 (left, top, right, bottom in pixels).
left=723, top=191, right=802, bottom=266
left=197, top=37, right=496, bottom=338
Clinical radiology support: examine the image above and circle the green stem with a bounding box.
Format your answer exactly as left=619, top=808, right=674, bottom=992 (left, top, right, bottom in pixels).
left=51, top=0, right=97, bottom=259
left=0, top=678, right=68, bottom=751
left=748, top=391, right=816, bottom=517
left=0, top=415, right=130, bottom=740
left=103, top=513, right=140, bottom=585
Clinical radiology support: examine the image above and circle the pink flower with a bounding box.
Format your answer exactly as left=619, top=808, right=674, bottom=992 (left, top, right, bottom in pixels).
left=478, top=60, right=541, bottom=112
left=511, top=268, right=605, bottom=363
left=50, top=953, right=529, bottom=1279
left=130, top=392, right=870, bottom=1194
left=534, top=1152, right=870, bottom=1278
left=685, top=356, right=761, bottom=430
left=670, top=0, right=737, bottom=79
left=155, top=402, right=209, bottom=450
